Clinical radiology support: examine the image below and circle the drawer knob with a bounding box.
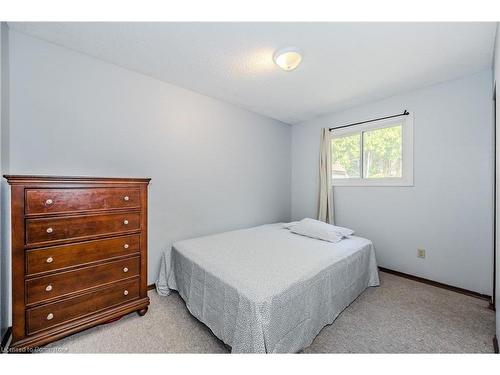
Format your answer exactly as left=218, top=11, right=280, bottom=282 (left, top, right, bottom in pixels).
left=46, top=257, right=54, bottom=263
left=46, top=313, right=54, bottom=320
left=46, top=227, right=53, bottom=234
left=123, top=196, right=130, bottom=201
left=45, top=284, right=53, bottom=292
left=45, top=199, right=53, bottom=205
left=123, top=290, right=129, bottom=296
left=123, top=220, right=129, bottom=225
left=123, top=267, right=129, bottom=273
left=123, top=243, right=129, bottom=249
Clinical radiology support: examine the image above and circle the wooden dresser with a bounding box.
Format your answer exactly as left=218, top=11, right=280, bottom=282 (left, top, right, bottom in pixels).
left=4, top=175, right=151, bottom=350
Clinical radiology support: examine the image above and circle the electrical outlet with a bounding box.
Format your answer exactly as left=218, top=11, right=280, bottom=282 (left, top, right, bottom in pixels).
left=417, top=249, right=426, bottom=259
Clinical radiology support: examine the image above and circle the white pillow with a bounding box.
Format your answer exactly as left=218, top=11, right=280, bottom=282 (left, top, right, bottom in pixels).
left=282, top=221, right=299, bottom=229
left=289, top=218, right=346, bottom=243
left=330, top=224, right=354, bottom=237
left=283, top=219, right=354, bottom=236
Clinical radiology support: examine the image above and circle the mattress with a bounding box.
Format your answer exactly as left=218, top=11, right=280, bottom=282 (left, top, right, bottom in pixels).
left=156, top=223, right=379, bottom=353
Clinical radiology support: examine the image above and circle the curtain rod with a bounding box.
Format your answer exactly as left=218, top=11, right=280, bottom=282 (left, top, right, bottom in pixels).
left=329, top=110, right=409, bottom=131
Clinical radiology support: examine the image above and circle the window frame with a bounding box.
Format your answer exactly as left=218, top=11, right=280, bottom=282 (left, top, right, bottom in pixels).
left=331, top=114, right=414, bottom=187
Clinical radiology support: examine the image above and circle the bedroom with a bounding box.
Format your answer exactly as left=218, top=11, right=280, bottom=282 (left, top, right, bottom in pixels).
left=0, top=0, right=499, bottom=372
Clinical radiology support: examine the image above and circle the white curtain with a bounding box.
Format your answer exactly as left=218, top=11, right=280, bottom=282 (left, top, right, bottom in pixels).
left=318, top=128, right=334, bottom=224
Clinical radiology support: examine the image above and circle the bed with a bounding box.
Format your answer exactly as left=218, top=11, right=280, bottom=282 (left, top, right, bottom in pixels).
left=156, top=223, right=379, bottom=353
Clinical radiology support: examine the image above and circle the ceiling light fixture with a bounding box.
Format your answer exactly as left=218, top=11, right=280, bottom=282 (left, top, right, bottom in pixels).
left=273, top=48, right=302, bottom=71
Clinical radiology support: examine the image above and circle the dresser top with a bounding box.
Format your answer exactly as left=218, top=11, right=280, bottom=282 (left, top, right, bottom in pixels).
left=3, top=175, right=151, bottom=185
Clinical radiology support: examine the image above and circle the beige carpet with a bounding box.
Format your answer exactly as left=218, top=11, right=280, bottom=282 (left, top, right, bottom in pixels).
left=43, top=272, right=495, bottom=353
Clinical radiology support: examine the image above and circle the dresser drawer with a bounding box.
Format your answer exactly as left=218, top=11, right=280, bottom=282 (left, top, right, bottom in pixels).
left=26, top=212, right=141, bottom=246
left=26, top=278, right=140, bottom=334
left=25, top=187, right=140, bottom=215
left=26, top=257, right=140, bottom=305
left=26, top=234, right=140, bottom=276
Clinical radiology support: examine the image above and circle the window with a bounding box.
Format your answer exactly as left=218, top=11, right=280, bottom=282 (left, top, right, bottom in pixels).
left=331, top=114, right=413, bottom=186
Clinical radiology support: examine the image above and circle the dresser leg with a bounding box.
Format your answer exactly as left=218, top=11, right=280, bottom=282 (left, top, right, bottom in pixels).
left=137, top=307, right=148, bottom=316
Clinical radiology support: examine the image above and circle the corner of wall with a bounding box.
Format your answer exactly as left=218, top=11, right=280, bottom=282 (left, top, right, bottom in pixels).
left=0, top=21, right=11, bottom=339
left=493, top=21, right=500, bottom=340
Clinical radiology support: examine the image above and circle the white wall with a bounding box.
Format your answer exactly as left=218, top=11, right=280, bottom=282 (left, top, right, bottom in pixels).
left=0, top=22, right=10, bottom=340
left=0, top=22, right=12, bottom=342
left=291, top=70, right=494, bottom=295
left=493, top=22, right=500, bottom=343
left=7, top=30, right=291, bottom=298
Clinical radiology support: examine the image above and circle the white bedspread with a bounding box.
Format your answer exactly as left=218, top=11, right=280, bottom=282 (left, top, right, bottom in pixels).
left=156, top=223, right=379, bottom=353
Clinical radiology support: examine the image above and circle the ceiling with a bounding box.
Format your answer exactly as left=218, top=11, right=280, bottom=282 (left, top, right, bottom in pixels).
left=8, top=22, right=497, bottom=124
